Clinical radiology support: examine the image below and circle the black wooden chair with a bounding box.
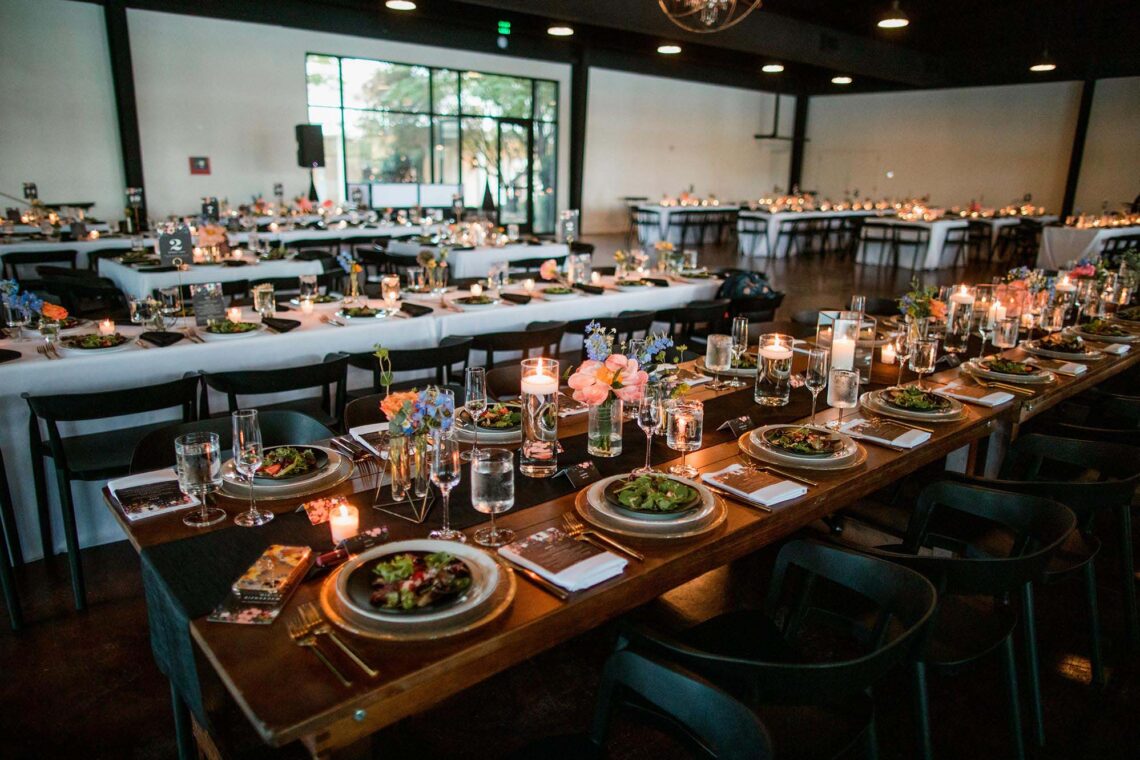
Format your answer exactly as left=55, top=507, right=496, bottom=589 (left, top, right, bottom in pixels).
left=1101, top=234, right=1140, bottom=265
left=345, top=335, right=473, bottom=396
left=737, top=215, right=771, bottom=261
left=507, top=256, right=568, bottom=276
left=129, top=411, right=335, bottom=473
left=631, top=208, right=661, bottom=249
left=44, top=275, right=130, bottom=319
left=892, top=224, right=932, bottom=272
left=471, top=321, right=567, bottom=368
left=158, top=280, right=250, bottom=305
left=2, top=249, right=77, bottom=291
left=621, top=540, right=936, bottom=759
left=861, top=296, right=899, bottom=317
left=943, top=225, right=969, bottom=270
left=0, top=448, right=22, bottom=631
left=654, top=299, right=730, bottom=351
left=283, top=238, right=338, bottom=256
left=199, top=353, right=350, bottom=430
left=858, top=221, right=895, bottom=266
left=86, top=248, right=129, bottom=272
left=728, top=292, right=784, bottom=323
left=23, top=374, right=200, bottom=609
left=965, top=220, right=993, bottom=265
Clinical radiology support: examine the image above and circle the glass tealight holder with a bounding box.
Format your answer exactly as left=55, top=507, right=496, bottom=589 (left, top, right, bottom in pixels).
left=381, top=274, right=400, bottom=304
left=754, top=333, right=793, bottom=406
left=520, top=357, right=559, bottom=478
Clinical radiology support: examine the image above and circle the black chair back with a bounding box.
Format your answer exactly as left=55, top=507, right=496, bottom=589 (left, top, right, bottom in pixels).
left=3, top=250, right=77, bottom=287
left=284, top=238, right=338, bottom=256
left=728, top=292, right=784, bottom=323
left=199, top=353, right=350, bottom=427
left=655, top=300, right=730, bottom=344
left=632, top=209, right=661, bottom=248
left=737, top=215, right=770, bottom=259
left=508, top=256, right=568, bottom=275
left=346, top=336, right=473, bottom=393
left=472, top=321, right=567, bottom=368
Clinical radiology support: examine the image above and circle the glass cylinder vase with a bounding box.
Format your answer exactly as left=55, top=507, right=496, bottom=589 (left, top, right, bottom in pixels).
left=388, top=435, right=410, bottom=500
left=520, top=357, right=559, bottom=477
left=411, top=435, right=430, bottom=498
left=754, top=333, right=793, bottom=406
left=587, top=396, right=623, bottom=457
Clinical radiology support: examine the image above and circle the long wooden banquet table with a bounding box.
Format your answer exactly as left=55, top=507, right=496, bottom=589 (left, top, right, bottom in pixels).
left=103, top=335, right=1138, bottom=758
left=0, top=278, right=720, bottom=562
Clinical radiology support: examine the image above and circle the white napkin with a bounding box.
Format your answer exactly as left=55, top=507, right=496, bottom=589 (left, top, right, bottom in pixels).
left=840, top=417, right=930, bottom=448
left=701, top=464, right=807, bottom=507
left=108, top=468, right=198, bottom=522
left=498, top=527, right=626, bottom=591
left=349, top=422, right=390, bottom=458
left=1101, top=343, right=1131, bottom=355
left=938, top=382, right=1014, bottom=407
left=1027, top=358, right=1086, bottom=376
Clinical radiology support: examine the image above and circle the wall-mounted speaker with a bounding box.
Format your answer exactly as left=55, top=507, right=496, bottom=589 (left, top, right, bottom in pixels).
left=295, top=124, right=325, bottom=168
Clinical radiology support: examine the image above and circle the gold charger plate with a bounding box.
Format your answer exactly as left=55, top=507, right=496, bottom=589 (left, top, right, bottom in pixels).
left=739, top=431, right=868, bottom=471
left=860, top=389, right=967, bottom=423
left=574, top=486, right=727, bottom=541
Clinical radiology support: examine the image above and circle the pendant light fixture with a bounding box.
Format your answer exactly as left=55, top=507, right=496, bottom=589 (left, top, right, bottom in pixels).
left=877, top=1, right=909, bottom=29
left=1029, top=49, right=1057, bottom=72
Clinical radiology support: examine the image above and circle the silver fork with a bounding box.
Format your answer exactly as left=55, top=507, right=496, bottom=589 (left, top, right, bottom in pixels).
left=298, top=602, right=378, bottom=677
left=321, top=315, right=345, bottom=327
left=135, top=338, right=150, bottom=350
left=286, top=615, right=352, bottom=687
left=562, top=512, right=644, bottom=561
left=37, top=345, right=56, bottom=361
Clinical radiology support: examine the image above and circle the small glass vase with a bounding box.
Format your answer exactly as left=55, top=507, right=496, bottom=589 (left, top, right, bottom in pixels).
left=344, top=270, right=361, bottom=305
left=587, top=396, right=623, bottom=458
left=412, top=435, right=430, bottom=498
left=388, top=435, right=410, bottom=500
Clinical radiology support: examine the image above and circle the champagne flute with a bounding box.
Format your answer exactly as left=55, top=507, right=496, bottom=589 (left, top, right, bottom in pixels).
left=232, top=409, right=273, bottom=527
left=973, top=284, right=995, bottom=359
left=461, top=367, right=487, bottom=462
left=175, top=431, right=227, bottom=528
left=909, top=338, right=938, bottom=389
left=429, top=434, right=465, bottom=542
left=892, top=330, right=910, bottom=387
left=826, top=368, right=860, bottom=431
left=729, top=316, right=750, bottom=388
left=704, top=334, right=733, bottom=391
left=472, top=449, right=515, bottom=547
left=805, top=347, right=829, bottom=426
left=633, top=384, right=662, bottom=475
left=665, top=399, right=703, bottom=479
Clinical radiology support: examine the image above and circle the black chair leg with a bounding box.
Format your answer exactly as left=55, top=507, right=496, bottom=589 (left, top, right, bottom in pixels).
left=0, top=461, right=22, bottom=567
left=1119, top=505, right=1139, bottom=650
left=54, top=470, right=86, bottom=611
left=1020, top=584, right=1045, bottom=748
left=0, top=540, right=20, bottom=631
left=1083, top=561, right=1107, bottom=688
left=863, top=709, right=881, bottom=760
left=913, top=662, right=933, bottom=760
left=171, top=681, right=196, bottom=760
left=31, top=449, right=52, bottom=562
left=1000, top=635, right=1026, bottom=760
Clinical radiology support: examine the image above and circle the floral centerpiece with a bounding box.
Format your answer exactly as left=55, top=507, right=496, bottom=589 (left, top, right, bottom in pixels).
left=612, top=249, right=648, bottom=280
left=416, top=247, right=449, bottom=292
left=380, top=387, right=455, bottom=500
left=568, top=322, right=650, bottom=457
left=539, top=258, right=571, bottom=288
left=196, top=224, right=229, bottom=257
left=337, top=249, right=363, bottom=302
left=897, top=277, right=946, bottom=321
left=294, top=196, right=314, bottom=214
left=653, top=240, right=682, bottom=272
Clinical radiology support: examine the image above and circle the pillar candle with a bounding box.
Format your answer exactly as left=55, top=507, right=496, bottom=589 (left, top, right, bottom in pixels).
left=299, top=299, right=314, bottom=315
left=832, top=337, right=856, bottom=370
left=98, top=319, right=115, bottom=336
left=880, top=344, right=897, bottom=365
left=329, top=502, right=359, bottom=544
left=521, top=369, right=559, bottom=396
left=470, top=283, right=483, bottom=297
left=226, top=307, right=242, bottom=322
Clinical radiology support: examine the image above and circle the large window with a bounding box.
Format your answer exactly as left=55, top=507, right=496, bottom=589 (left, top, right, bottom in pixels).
left=306, top=53, right=559, bottom=233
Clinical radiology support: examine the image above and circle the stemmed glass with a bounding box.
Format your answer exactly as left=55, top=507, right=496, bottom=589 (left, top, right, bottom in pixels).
left=471, top=449, right=515, bottom=547
left=156, top=287, right=182, bottom=330
left=909, top=338, right=938, bottom=389
left=665, top=399, right=703, bottom=479
left=891, top=330, right=911, bottom=386
left=973, top=285, right=995, bottom=359
left=728, top=316, right=750, bottom=388
left=826, top=368, right=860, bottom=431
left=232, top=409, right=274, bottom=527
left=633, top=384, right=662, bottom=475
left=175, top=431, right=227, bottom=528
left=704, top=334, right=733, bottom=391
left=461, top=367, right=487, bottom=462
left=428, top=434, right=465, bottom=542
left=805, top=347, right=829, bottom=426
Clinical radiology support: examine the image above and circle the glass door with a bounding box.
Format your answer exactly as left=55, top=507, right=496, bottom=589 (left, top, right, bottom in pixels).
left=497, top=119, right=533, bottom=230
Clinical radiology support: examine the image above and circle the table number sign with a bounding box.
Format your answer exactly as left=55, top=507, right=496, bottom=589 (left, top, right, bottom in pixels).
left=273, top=182, right=284, bottom=198
left=22, top=182, right=37, bottom=200
left=126, top=187, right=144, bottom=208
left=158, top=226, right=193, bottom=267
left=190, top=282, right=226, bottom=326
left=717, top=414, right=756, bottom=438
left=559, top=461, right=602, bottom=489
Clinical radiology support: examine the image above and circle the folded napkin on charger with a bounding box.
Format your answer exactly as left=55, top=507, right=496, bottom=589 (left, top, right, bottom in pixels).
left=573, top=283, right=605, bottom=295
left=840, top=417, right=930, bottom=448
left=701, top=464, right=807, bottom=507
left=400, top=302, right=433, bottom=317
left=349, top=422, right=390, bottom=458
left=261, top=317, right=301, bottom=333
left=139, top=331, right=184, bottom=347
left=937, top=381, right=1014, bottom=407
left=643, top=278, right=670, bottom=288
left=499, top=292, right=532, bottom=305
left=1026, top=358, right=1086, bottom=376
left=498, top=527, right=626, bottom=591
left=1100, top=343, right=1131, bottom=355
left=108, top=469, right=198, bottom=522
left=137, top=265, right=178, bottom=273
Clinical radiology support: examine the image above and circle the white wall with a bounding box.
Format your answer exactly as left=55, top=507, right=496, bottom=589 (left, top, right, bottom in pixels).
left=0, top=0, right=124, bottom=217
left=803, top=81, right=1083, bottom=212
left=127, top=10, right=572, bottom=219
left=1075, top=76, right=1140, bottom=214
left=582, top=69, right=794, bottom=233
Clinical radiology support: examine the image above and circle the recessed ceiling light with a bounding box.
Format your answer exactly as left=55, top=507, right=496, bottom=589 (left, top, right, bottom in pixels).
left=547, top=25, right=574, bottom=37
left=1030, top=50, right=1056, bottom=72
left=877, top=1, right=909, bottom=29
left=385, top=0, right=416, bottom=10
left=832, top=76, right=853, bottom=85
left=657, top=44, right=682, bottom=55
left=762, top=63, right=785, bottom=74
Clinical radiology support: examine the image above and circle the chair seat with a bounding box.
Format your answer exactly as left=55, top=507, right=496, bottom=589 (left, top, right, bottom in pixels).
left=1044, top=531, right=1100, bottom=580
left=41, top=421, right=175, bottom=479
left=923, top=595, right=1017, bottom=669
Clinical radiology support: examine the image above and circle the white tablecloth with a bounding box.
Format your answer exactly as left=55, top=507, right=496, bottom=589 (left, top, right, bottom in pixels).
left=855, top=218, right=968, bottom=270
left=0, top=277, right=719, bottom=561
left=97, top=256, right=328, bottom=299
left=385, top=242, right=570, bottom=279
left=737, top=210, right=878, bottom=258
left=634, top=205, right=739, bottom=246
left=1037, top=225, right=1140, bottom=269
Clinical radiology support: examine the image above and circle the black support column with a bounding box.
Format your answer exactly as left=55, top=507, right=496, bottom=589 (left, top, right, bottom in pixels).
left=569, top=46, right=589, bottom=219
left=788, top=94, right=809, bottom=192
left=104, top=0, right=147, bottom=223
left=1061, top=79, right=1096, bottom=218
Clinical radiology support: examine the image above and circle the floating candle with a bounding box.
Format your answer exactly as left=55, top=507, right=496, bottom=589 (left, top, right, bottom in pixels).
left=329, top=502, right=359, bottom=544
left=521, top=369, right=558, bottom=396
left=98, top=319, right=115, bottom=336
left=881, top=343, right=897, bottom=365
left=299, top=299, right=314, bottom=315
left=226, top=307, right=242, bottom=322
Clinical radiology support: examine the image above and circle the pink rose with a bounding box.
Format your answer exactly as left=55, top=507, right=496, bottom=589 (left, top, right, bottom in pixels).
left=539, top=259, right=559, bottom=281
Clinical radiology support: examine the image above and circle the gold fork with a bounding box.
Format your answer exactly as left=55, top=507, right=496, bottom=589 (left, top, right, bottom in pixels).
left=562, top=512, right=644, bottom=561
left=286, top=615, right=352, bottom=687
left=298, top=602, right=378, bottom=677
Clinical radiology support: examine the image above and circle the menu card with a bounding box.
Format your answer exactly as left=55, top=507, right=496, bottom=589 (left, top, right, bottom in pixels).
left=499, top=527, right=626, bottom=591
left=937, top=382, right=1014, bottom=407
left=841, top=417, right=930, bottom=448
left=349, top=422, right=391, bottom=458
left=190, top=282, right=227, bottom=326
left=108, top=469, right=198, bottom=522
left=701, top=464, right=806, bottom=507
left=1026, top=357, right=1086, bottom=376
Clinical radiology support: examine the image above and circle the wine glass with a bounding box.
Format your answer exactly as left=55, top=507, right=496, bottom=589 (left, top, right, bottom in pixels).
left=429, top=434, right=465, bottom=542
left=728, top=316, right=750, bottom=388
left=891, top=330, right=911, bottom=387
left=908, top=338, right=938, bottom=389
left=157, top=287, right=182, bottom=330
left=471, top=448, right=515, bottom=547
left=1042, top=304, right=1065, bottom=336
left=973, top=285, right=995, bottom=359
left=175, top=432, right=227, bottom=528
left=826, top=368, right=860, bottom=431
left=232, top=409, right=273, bottom=527
left=461, top=367, right=487, bottom=462
left=704, top=334, right=733, bottom=391
left=805, top=347, right=829, bottom=426
left=665, top=399, right=703, bottom=479
left=633, top=384, right=662, bottom=475
left=298, top=274, right=318, bottom=301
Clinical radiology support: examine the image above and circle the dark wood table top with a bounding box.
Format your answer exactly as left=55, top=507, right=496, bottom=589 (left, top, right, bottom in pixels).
left=103, top=347, right=1139, bottom=756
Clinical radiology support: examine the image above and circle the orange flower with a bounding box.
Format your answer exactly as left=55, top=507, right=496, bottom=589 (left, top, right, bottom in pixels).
left=41, top=303, right=68, bottom=321
left=929, top=299, right=947, bottom=320
left=380, top=391, right=418, bottom=420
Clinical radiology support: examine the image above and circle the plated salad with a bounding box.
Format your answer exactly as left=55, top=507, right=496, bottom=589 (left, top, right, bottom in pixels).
left=341, top=306, right=381, bottom=318
left=979, top=358, right=1036, bottom=376
left=732, top=352, right=758, bottom=369
left=543, top=286, right=575, bottom=295
left=762, top=427, right=844, bottom=456
left=475, top=403, right=521, bottom=429
left=1039, top=332, right=1086, bottom=353
left=206, top=320, right=259, bottom=334
left=59, top=332, right=128, bottom=350
left=1080, top=319, right=1130, bottom=337
left=606, top=475, right=700, bottom=515
left=882, top=386, right=952, bottom=411
left=256, top=446, right=321, bottom=480
left=369, top=551, right=472, bottom=611
left=455, top=295, right=496, bottom=305
left=1116, top=305, right=1140, bottom=322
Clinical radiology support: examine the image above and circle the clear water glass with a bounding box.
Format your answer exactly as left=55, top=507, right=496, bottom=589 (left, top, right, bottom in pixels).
left=298, top=274, right=318, bottom=300
left=472, top=449, right=515, bottom=547
left=3, top=300, right=29, bottom=341
left=826, top=368, right=860, bottom=430
left=908, top=338, right=938, bottom=389
left=666, top=399, right=703, bottom=479
left=429, top=435, right=465, bottom=542
left=175, top=432, right=227, bottom=528
left=729, top=316, right=750, bottom=388
left=252, top=283, right=275, bottom=320
left=805, top=347, right=830, bottom=426
left=232, top=409, right=273, bottom=527
left=973, top=285, right=996, bottom=358
left=993, top=317, right=1019, bottom=351
left=461, top=367, right=487, bottom=462
left=633, top=384, right=662, bottom=476
left=705, top=334, right=733, bottom=390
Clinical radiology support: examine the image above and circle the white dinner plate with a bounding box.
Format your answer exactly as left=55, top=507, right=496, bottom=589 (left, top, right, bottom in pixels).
left=55, top=336, right=134, bottom=357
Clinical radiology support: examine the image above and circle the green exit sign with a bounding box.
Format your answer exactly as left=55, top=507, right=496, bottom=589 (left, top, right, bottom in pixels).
left=497, top=20, right=511, bottom=35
